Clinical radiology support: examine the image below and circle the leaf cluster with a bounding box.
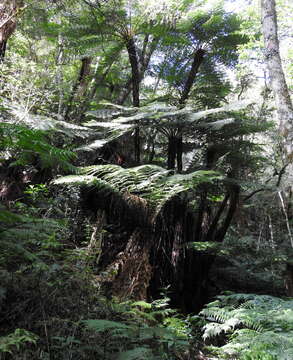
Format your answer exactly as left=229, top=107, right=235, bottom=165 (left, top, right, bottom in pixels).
left=200, top=293, right=293, bottom=360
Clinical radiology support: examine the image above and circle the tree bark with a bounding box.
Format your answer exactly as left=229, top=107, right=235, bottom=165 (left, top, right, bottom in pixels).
left=65, top=57, right=92, bottom=121
left=76, top=57, right=92, bottom=98
left=0, top=0, right=23, bottom=62
left=167, top=49, right=206, bottom=172
left=125, top=36, right=140, bottom=107
left=0, top=40, right=7, bottom=61
left=261, top=0, right=293, bottom=163
left=125, top=35, right=140, bottom=164
left=215, top=184, right=240, bottom=242
left=176, top=133, right=183, bottom=173
left=117, top=36, right=158, bottom=105
left=179, top=49, right=206, bottom=106
left=167, top=136, right=177, bottom=169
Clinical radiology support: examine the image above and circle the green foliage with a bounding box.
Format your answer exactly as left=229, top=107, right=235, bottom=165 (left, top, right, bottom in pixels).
left=200, top=293, right=293, bottom=360
left=0, top=122, right=76, bottom=171
left=117, top=347, right=154, bottom=360
left=210, top=227, right=292, bottom=296
left=0, top=329, right=38, bottom=355
left=54, top=164, right=220, bottom=212
left=0, top=187, right=192, bottom=360
left=82, top=295, right=190, bottom=360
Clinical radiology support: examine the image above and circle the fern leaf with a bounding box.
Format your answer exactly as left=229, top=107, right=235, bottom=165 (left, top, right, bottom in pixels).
left=117, top=347, right=154, bottom=360
left=83, top=319, right=130, bottom=332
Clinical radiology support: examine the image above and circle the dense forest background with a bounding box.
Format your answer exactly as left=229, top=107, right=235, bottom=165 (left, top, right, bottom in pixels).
left=0, top=0, right=292, bottom=359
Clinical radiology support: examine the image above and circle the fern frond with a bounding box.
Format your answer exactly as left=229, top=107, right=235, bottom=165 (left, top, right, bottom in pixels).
left=117, top=347, right=154, bottom=360
left=201, top=294, right=293, bottom=359
left=55, top=164, right=220, bottom=212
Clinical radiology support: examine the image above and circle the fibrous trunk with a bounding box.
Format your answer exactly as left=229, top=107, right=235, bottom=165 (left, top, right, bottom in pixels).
left=65, top=57, right=92, bottom=121
left=125, top=35, right=141, bottom=164
left=167, top=49, right=206, bottom=172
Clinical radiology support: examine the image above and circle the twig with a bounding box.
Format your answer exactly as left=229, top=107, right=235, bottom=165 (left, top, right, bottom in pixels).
left=276, top=164, right=288, bottom=187
left=0, top=6, right=27, bottom=30
left=244, top=188, right=265, bottom=202
left=278, top=191, right=293, bottom=248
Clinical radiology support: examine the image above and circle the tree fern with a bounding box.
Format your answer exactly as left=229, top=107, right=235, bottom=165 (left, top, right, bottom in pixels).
left=0, top=122, right=76, bottom=171
left=54, top=164, right=220, bottom=213
left=200, top=293, right=293, bottom=360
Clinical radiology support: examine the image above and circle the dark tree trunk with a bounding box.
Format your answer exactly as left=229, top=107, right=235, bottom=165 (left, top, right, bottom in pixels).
left=121, top=36, right=158, bottom=164
left=125, top=36, right=140, bottom=107
left=0, top=0, right=24, bottom=62
left=65, top=57, right=92, bottom=121
left=125, top=35, right=140, bottom=164
left=167, top=136, right=177, bottom=169
left=176, top=134, right=183, bottom=173
left=195, top=190, right=208, bottom=242
left=205, top=194, right=229, bottom=242
left=116, top=78, right=133, bottom=105
left=0, top=40, right=7, bottom=62
left=76, top=57, right=92, bottom=98
left=216, top=184, right=240, bottom=242
left=179, top=49, right=206, bottom=105
left=285, top=263, right=293, bottom=297
left=168, top=49, right=206, bottom=172
left=118, top=36, right=158, bottom=105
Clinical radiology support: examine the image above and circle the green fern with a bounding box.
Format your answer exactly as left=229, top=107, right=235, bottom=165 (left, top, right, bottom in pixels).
left=54, top=164, right=220, bottom=213
left=117, top=347, right=154, bottom=360
left=0, top=122, right=76, bottom=171
left=0, top=329, right=38, bottom=355
left=83, top=319, right=130, bottom=332
left=200, top=293, right=293, bottom=360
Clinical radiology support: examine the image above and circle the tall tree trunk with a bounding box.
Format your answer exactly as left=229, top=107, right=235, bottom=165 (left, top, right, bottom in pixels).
left=167, top=136, right=177, bottom=169
left=65, top=57, right=92, bottom=121
left=125, top=35, right=140, bottom=164
left=56, top=32, right=64, bottom=116
left=76, top=57, right=92, bottom=98
left=176, top=133, right=183, bottom=173
left=215, top=184, right=240, bottom=242
left=0, top=40, right=7, bottom=61
left=261, top=0, right=293, bottom=163
left=117, top=36, right=158, bottom=105
left=125, top=36, right=140, bottom=107
left=0, top=0, right=23, bottom=62
left=262, top=0, right=293, bottom=296
left=179, top=49, right=206, bottom=106
left=168, top=49, right=206, bottom=172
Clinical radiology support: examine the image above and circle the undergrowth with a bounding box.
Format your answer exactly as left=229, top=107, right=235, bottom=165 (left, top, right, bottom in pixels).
left=0, top=189, right=194, bottom=360
left=199, top=292, right=293, bottom=360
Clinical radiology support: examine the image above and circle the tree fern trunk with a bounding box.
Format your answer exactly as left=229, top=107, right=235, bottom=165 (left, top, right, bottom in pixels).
left=125, top=35, right=140, bottom=164
left=167, top=136, right=177, bottom=169
left=125, top=36, right=140, bottom=107
left=169, top=49, right=206, bottom=172
left=179, top=49, right=206, bottom=105
left=176, top=134, right=183, bottom=173
left=65, top=57, right=92, bottom=122
left=118, top=36, right=158, bottom=105
left=0, top=40, right=7, bottom=62
left=215, top=184, right=240, bottom=242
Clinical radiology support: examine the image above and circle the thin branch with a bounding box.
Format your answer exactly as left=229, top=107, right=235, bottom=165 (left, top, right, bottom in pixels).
left=0, top=5, right=27, bottom=30
left=276, top=164, right=288, bottom=187
left=278, top=191, right=293, bottom=248
left=243, top=188, right=266, bottom=202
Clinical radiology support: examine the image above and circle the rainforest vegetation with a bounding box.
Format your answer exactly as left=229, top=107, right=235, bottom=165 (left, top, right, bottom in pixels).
left=0, top=0, right=293, bottom=359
